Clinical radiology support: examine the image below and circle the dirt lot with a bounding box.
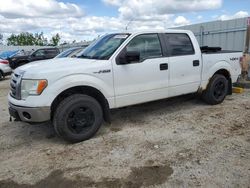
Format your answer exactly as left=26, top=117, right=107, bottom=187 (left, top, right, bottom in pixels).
left=0, top=76, right=250, bottom=188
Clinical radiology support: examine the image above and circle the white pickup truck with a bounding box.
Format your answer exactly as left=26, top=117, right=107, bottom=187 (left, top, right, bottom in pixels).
left=8, top=30, right=242, bottom=143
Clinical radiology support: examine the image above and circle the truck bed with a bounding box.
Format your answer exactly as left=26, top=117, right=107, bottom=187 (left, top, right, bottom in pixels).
left=201, top=51, right=242, bottom=84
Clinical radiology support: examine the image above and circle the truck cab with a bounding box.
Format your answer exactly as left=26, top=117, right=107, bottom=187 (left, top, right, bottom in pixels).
left=8, top=30, right=242, bottom=143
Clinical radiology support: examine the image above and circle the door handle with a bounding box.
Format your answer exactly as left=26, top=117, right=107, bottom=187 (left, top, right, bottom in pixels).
left=160, top=63, right=168, bottom=70
left=193, top=60, right=200, bottom=66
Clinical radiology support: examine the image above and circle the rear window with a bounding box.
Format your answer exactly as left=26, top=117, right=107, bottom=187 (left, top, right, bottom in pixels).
left=46, top=49, right=59, bottom=55
left=164, top=33, right=194, bottom=56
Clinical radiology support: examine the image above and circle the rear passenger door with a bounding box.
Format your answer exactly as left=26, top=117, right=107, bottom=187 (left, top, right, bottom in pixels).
left=163, top=33, right=202, bottom=97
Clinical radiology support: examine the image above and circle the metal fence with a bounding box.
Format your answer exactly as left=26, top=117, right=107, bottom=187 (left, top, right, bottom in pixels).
left=174, top=17, right=250, bottom=52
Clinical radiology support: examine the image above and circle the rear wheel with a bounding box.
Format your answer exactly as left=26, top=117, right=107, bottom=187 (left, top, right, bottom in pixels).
left=202, top=74, right=228, bottom=105
left=53, top=94, right=103, bottom=143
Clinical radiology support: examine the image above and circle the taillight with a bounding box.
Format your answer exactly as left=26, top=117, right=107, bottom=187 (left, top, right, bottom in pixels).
left=0, top=60, right=9, bottom=64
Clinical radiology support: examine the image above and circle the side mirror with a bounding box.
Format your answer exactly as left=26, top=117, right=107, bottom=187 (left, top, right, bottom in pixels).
left=126, top=51, right=140, bottom=63
left=118, top=51, right=140, bottom=65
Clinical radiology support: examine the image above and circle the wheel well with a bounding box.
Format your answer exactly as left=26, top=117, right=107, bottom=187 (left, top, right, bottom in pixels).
left=51, top=86, right=111, bottom=123
left=213, top=69, right=232, bottom=94
left=214, top=69, right=230, bottom=80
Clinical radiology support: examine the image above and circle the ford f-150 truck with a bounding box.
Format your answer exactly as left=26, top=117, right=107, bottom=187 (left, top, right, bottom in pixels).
left=8, top=30, right=242, bottom=143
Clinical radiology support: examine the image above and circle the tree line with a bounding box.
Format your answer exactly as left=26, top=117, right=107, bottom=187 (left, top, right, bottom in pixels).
left=2, top=32, right=61, bottom=46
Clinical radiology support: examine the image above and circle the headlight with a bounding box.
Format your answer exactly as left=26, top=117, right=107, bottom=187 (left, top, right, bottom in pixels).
left=21, top=79, right=47, bottom=100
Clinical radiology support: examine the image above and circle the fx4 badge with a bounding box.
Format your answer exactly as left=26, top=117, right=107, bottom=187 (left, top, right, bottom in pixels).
left=230, top=57, right=239, bottom=61
left=93, top=69, right=111, bottom=74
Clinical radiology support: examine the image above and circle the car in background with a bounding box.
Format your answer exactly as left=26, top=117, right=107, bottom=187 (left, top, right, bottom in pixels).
left=55, top=47, right=84, bottom=58
left=8, top=48, right=60, bottom=69
left=0, top=50, right=19, bottom=59
left=0, top=50, right=17, bottom=79
left=0, top=59, right=12, bottom=80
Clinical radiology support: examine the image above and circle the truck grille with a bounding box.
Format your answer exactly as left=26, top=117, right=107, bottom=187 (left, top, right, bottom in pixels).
left=10, top=72, right=22, bottom=100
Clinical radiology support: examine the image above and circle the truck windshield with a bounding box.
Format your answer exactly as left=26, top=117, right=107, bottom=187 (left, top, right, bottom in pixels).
left=77, top=33, right=130, bottom=60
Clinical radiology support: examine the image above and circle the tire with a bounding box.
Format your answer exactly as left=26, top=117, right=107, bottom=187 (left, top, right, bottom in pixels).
left=53, top=94, right=103, bottom=143
left=9, top=61, right=16, bottom=69
left=202, top=74, right=228, bottom=105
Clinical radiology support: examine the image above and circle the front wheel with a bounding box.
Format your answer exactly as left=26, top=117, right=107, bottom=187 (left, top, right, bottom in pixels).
left=202, top=74, right=228, bottom=105
left=53, top=94, right=103, bottom=143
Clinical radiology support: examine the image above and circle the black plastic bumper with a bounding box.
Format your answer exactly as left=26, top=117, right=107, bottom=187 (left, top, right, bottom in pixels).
left=9, top=107, right=21, bottom=121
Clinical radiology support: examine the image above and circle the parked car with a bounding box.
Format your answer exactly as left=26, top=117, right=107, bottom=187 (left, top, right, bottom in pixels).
left=55, top=47, right=85, bottom=58
left=0, top=59, right=12, bottom=79
left=0, top=50, right=17, bottom=79
left=8, top=30, right=242, bottom=143
left=0, top=50, right=19, bottom=59
left=8, top=48, right=60, bottom=69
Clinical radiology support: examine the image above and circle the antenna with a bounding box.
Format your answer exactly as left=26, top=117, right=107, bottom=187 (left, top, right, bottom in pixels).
left=125, top=18, right=134, bottom=31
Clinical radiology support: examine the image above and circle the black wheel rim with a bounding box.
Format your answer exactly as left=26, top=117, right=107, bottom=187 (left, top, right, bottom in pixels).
left=213, top=80, right=226, bottom=100
left=67, top=106, right=95, bottom=134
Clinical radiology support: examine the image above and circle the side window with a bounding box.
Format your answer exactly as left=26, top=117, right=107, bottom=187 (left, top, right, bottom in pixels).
left=126, top=34, right=162, bottom=60
left=165, top=33, right=194, bottom=56
left=46, top=49, right=57, bottom=56
left=33, top=49, right=45, bottom=57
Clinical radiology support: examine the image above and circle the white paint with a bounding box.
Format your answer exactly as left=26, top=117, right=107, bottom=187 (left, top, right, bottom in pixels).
left=9, top=30, right=242, bottom=114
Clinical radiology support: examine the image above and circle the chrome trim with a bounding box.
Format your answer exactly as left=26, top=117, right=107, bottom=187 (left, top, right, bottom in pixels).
left=10, top=71, right=24, bottom=100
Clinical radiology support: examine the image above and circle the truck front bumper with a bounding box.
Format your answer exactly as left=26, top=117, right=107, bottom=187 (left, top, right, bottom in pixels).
left=9, top=103, right=50, bottom=123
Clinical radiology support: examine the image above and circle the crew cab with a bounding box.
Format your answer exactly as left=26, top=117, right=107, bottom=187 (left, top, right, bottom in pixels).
left=8, top=30, right=242, bottom=143
left=8, top=48, right=60, bottom=69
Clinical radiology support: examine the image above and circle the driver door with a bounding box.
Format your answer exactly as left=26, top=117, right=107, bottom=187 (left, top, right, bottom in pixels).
left=112, top=33, right=169, bottom=107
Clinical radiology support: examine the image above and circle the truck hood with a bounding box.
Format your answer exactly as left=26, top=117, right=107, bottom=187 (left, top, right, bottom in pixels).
left=15, top=58, right=106, bottom=78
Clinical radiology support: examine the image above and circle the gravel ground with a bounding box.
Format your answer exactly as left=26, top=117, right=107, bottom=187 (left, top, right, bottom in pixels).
left=0, top=76, right=250, bottom=188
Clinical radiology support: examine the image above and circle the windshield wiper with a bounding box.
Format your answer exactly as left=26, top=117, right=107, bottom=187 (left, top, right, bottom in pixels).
left=78, top=55, right=93, bottom=59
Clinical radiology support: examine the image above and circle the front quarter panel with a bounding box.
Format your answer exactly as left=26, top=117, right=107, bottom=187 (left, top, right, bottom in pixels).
left=9, top=73, right=115, bottom=109
left=45, top=74, right=115, bottom=107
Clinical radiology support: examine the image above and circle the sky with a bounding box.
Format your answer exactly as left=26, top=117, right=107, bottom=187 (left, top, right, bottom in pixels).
left=0, top=0, right=249, bottom=43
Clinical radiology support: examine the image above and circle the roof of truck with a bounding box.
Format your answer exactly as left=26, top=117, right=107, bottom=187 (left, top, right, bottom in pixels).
left=124, top=29, right=192, bottom=35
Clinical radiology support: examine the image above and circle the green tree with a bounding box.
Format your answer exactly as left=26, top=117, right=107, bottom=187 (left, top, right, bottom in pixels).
left=7, top=32, right=48, bottom=46
left=50, top=33, right=61, bottom=46
left=34, top=32, right=48, bottom=46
